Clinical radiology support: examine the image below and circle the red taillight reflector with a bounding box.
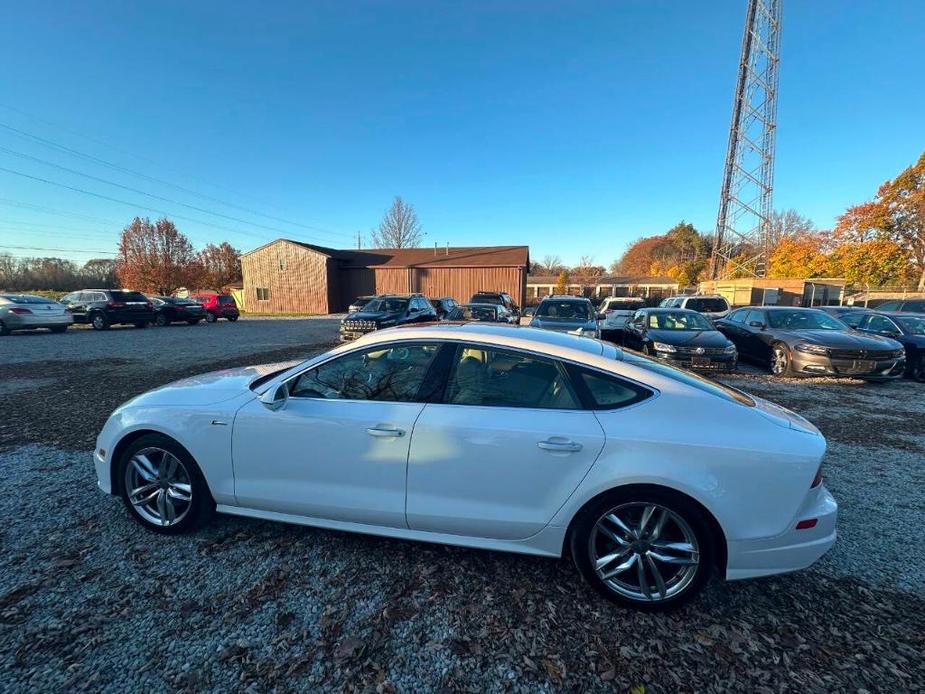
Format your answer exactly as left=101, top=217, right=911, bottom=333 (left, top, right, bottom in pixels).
left=796, top=519, right=818, bottom=530
left=107, top=301, right=126, bottom=308
left=811, top=466, right=823, bottom=488
left=9, top=307, right=33, bottom=314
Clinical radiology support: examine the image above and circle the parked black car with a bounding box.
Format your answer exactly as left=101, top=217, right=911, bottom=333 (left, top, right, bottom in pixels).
left=348, top=296, right=375, bottom=314
left=446, top=303, right=508, bottom=322
left=429, top=297, right=459, bottom=320
left=716, top=306, right=905, bottom=380
left=469, top=291, right=520, bottom=322
left=623, top=308, right=737, bottom=371
left=853, top=312, right=925, bottom=382
left=819, top=305, right=874, bottom=328
left=339, top=294, right=438, bottom=341
left=872, top=298, right=925, bottom=313
left=149, top=296, right=208, bottom=326
left=59, top=289, right=155, bottom=330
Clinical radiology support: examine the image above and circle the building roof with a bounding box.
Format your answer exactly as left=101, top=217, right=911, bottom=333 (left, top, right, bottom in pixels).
left=595, top=275, right=678, bottom=286
left=243, top=239, right=529, bottom=268
left=526, top=275, right=580, bottom=285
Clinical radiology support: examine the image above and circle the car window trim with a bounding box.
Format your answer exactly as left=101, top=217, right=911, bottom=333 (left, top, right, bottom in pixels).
left=563, top=362, right=654, bottom=411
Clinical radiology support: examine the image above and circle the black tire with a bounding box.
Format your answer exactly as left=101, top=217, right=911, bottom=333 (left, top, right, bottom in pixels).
left=913, top=356, right=925, bottom=383
left=769, top=342, right=792, bottom=377
left=205, top=313, right=217, bottom=323
left=117, top=433, right=214, bottom=535
left=154, top=313, right=168, bottom=327
left=227, top=314, right=238, bottom=322
left=90, top=312, right=109, bottom=330
left=187, top=319, right=201, bottom=326
left=134, top=320, right=149, bottom=329
left=0, top=321, right=10, bottom=336
left=570, top=487, right=716, bottom=612
left=642, top=343, right=652, bottom=356
left=49, top=325, right=68, bottom=334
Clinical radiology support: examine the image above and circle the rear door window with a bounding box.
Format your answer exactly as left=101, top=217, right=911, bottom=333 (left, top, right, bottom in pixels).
left=566, top=365, right=652, bottom=410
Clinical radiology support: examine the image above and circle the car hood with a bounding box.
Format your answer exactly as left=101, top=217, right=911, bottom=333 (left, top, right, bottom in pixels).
left=646, top=329, right=731, bottom=347
left=773, top=329, right=901, bottom=349
left=119, top=362, right=298, bottom=408
left=345, top=310, right=398, bottom=322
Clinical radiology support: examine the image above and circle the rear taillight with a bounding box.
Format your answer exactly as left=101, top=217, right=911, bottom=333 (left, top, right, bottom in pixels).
left=107, top=301, right=126, bottom=308
left=796, top=519, right=818, bottom=530
left=9, top=307, right=32, bottom=315
left=145, top=302, right=153, bottom=310
left=811, top=465, right=823, bottom=488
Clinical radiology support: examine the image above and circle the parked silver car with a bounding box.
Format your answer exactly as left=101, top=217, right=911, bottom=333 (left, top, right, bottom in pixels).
left=0, top=294, right=73, bottom=335
left=528, top=295, right=601, bottom=338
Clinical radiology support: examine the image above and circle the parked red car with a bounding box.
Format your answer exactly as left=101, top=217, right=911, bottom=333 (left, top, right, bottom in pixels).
left=192, top=293, right=240, bottom=322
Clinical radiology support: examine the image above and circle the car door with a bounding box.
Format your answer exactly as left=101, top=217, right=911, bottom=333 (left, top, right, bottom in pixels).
left=231, top=342, right=442, bottom=528
left=405, top=343, right=606, bottom=540
left=716, top=309, right=745, bottom=347
left=740, top=309, right=770, bottom=360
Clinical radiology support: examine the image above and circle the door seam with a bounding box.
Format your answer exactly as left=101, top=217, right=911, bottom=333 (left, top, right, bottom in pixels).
left=403, top=403, right=429, bottom=530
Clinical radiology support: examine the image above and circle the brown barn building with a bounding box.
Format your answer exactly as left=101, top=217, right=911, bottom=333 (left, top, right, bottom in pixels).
left=240, top=239, right=530, bottom=314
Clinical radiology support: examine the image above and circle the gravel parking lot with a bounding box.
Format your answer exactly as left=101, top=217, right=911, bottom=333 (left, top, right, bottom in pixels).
left=1, top=319, right=923, bottom=692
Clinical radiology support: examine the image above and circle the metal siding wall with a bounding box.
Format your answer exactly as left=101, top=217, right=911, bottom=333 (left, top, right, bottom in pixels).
left=412, top=267, right=523, bottom=304
left=241, top=241, right=330, bottom=314
left=374, top=268, right=411, bottom=295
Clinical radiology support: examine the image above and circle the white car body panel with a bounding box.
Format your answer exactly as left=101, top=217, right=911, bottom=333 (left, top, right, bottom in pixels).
left=94, top=323, right=836, bottom=582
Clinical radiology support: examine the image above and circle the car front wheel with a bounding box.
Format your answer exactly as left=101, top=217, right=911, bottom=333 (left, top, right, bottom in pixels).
left=205, top=313, right=217, bottom=323
left=154, top=313, right=168, bottom=327
left=117, top=434, right=214, bottom=534
left=91, top=313, right=109, bottom=330
left=770, top=343, right=792, bottom=377
left=571, top=488, right=715, bottom=611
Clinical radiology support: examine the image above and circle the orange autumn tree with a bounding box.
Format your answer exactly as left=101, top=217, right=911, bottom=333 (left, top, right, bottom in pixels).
left=835, top=151, right=925, bottom=289
left=115, top=217, right=201, bottom=294
left=766, top=234, right=831, bottom=278
left=829, top=238, right=913, bottom=286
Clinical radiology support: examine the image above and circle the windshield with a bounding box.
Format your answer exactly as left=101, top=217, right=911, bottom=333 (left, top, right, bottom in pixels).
left=535, top=300, right=593, bottom=320
left=364, top=298, right=408, bottom=313
left=217, top=295, right=236, bottom=305
left=624, top=351, right=755, bottom=407
left=896, top=316, right=925, bottom=335
left=606, top=300, right=645, bottom=311
left=449, top=305, right=497, bottom=321
left=685, top=298, right=727, bottom=312
left=648, top=311, right=713, bottom=331
left=767, top=310, right=844, bottom=330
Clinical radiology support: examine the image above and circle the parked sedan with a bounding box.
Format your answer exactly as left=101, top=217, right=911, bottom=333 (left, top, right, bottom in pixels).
left=529, top=296, right=601, bottom=338
left=94, top=323, right=835, bottom=610
left=623, top=308, right=737, bottom=371
left=854, top=312, right=925, bottom=382
left=599, top=297, right=647, bottom=342
left=446, top=303, right=508, bottom=322
left=149, top=296, right=208, bottom=326
left=716, top=307, right=905, bottom=379
left=0, top=294, right=73, bottom=335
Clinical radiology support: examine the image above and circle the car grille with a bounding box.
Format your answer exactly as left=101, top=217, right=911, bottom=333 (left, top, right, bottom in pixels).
left=828, top=348, right=903, bottom=360
left=342, top=320, right=377, bottom=331
left=674, top=345, right=730, bottom=356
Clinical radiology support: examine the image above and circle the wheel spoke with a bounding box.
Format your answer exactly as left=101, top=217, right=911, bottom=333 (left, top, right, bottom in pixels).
left=600, top=552, right=637, bottom=580
left=167, top=485, right=191, bottom=502
left=603, top=513, right=636, bottom=540
left=638, top=505, right=655, bottom=536
left=595, top=548, right=631, bottom=571
left=130, top=486, right=160, bottom=506
left=596, top=524, right=629, bottom=547
left=132, top=455, right=158, bottom=482
left=156, top=489, right=168, bottom=525
left=163, top=494, right=177, bottom=523
left=650, top=540, right=696, bottom=553
left=636, top=554, right=652, bottom=600
left=649, top=550, right=698, bottom=566
left=650, top=508, right=668, bottom=540
left=165, top=454, right=178, bottom=479
left=645, top=553, right=667, bottom=600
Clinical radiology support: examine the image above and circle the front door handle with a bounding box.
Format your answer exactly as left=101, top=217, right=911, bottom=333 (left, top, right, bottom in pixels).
left=537, top=438, right=583, bottom=453
left=367, top=426, right=405, bottom=438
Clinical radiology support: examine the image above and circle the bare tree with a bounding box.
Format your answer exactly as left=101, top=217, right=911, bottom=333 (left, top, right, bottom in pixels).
left=769, top=209, right=815, bottom=247
left=533, top=254, right=564, bottom=275
left=371, top=196, right=423, bottom=248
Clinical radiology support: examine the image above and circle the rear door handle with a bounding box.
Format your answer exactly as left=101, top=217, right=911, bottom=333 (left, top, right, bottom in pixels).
left=537, top=439, right=583, bottom=453
left=367, top=426, right=405, bottom=438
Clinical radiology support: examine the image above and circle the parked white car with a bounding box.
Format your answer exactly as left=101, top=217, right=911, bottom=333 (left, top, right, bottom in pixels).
left=599, top=297, right=647, bottom=337
left=660, top=295, right=731, bottom=320
left=94, top=324, right=836, bottom=610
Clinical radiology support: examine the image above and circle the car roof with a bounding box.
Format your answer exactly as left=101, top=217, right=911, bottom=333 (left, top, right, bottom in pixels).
left=356, top=322, right=617, bottom=361
left=541, top=295, right=591, bottom=301
left=460, top=303, right=498, bottom=308
left=642, top=307, right=699, bottom=314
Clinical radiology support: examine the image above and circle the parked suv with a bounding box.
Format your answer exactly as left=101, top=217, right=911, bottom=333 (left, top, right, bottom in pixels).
left=59, top=289, right=155, bottom=330
left=340, top=294, right=437, bottom=341
left=599, top=296, right=647, bottom=341
left=659, top=294, right=730, bottom=320
left=429, top=297, right=459, bottom=320
left=469, top=291, right=520, bottom=323
left=529, top=295, right=601, bottom=338
left=192, top=293, right=240, bottom=322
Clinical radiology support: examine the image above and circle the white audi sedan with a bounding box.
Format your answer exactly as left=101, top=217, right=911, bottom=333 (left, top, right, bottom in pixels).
left=94, top=323, right=836, bottom=610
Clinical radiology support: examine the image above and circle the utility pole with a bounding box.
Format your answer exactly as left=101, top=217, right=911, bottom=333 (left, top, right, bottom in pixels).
left=356, top=230, right=362, bottom=249
left=710, top=0, right=782, bottom=280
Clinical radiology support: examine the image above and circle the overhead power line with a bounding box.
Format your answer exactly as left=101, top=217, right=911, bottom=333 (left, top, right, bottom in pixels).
left=0, top=118, right=352, bottom=240
left=0, top=243, right=116, bottom=255
left=0, top=197, right=122, bottom=226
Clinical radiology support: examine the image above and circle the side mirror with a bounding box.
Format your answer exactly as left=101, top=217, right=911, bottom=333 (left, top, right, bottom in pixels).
left=748, top=320, right=766, bottom=329
left=260, top=383, right=289, bottom=411
left=596, top=313, right=606, bottom=321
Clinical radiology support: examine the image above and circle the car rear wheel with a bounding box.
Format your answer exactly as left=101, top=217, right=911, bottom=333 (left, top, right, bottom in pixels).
left=205, top=313, right=217, bottom=323
left=770, top=344, right=792, bottom=377
left=117, top=434, right=213, bottom=535
left=134, top=320, right=149, bottom=329
left=227, top=314, right=238, bottom=322
left=154, top=313, right=168, bottom=327
left=91, top=313, right=109, bottom=330
left=912, top=356, right=925, bottom=383
left=571, top=488, right=715, bottom=611
left=0, top=321, right=10, bottom=336
left=187, top=319, right=201, bottom=326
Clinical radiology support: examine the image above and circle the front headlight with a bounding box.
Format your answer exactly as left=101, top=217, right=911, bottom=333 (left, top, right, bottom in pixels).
left=652, top=341, right=677, bottom=353
left=723, top=344, right=737, bottom=354
left=794, top=342, right=828, bottom=355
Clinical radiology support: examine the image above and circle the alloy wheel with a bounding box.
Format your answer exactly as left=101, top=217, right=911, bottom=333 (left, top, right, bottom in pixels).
left=92, top=315, right=106, bottom=330
left=771, top=347, right=789, bottom=375
left=124, top=447, right=193, bottom=527
left=588, top=502, right=700, bottom=603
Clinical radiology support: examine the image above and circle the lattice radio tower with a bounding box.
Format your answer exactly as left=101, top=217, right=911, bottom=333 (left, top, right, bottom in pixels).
left=709, top=0, right=782, bottom=279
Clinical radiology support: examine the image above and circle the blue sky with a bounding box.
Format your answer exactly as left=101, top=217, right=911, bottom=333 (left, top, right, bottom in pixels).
left=0, top=0, right=923, bottom=267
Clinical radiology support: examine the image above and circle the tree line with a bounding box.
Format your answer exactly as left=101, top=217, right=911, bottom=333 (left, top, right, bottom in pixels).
left=608, top=150, right=925, bottom=289
left=0, top=217, right=242, bottom=294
